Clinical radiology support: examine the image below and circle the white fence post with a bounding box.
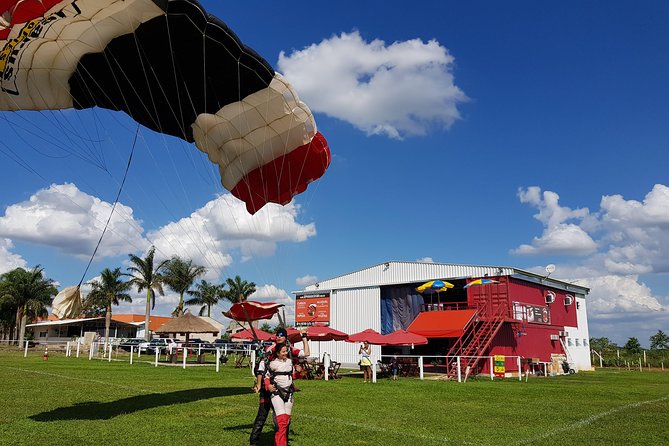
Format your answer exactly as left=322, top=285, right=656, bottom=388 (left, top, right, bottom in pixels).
left=130, top=346, right=134, bottom=365
left=371, top=354, right=377, bottom=383
left=216, top=348, right=220, bottom=373
left=490, top=356, right=494, bottom=380
left=155, top=347, right=159, bottom=367
left=24, top=340, right=29, bottom=357
left=517, top=356, right=521, bottom=381
left=324, top=354, right=330, bottom=381
left=76, top=342, right=81, bottom=358
left=456, top=356, right=462, bottom=383
left=108, top=344, right=112, bottom=362
left=418, top=356, right=424, bottom=380
left=182, top=347, right=187, bottom=369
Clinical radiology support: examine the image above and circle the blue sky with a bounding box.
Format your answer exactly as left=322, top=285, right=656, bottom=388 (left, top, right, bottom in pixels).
left=1, top=0, right=668, bottom=347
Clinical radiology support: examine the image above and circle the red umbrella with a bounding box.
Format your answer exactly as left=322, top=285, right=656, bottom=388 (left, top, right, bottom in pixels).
left=347, top=328, right=387, bottom=345
left=307, top=324, right=348, bottom=341
left=231, top=328, right=273, bottom=341
left=382, top=330, right=428, bottom=347
left=224, top=301, right=284, bottom=322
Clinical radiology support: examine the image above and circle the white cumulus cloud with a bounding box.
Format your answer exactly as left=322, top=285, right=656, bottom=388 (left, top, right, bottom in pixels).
left=296, top=275, right=318, bottom=287
left=0, top=183, right=148, bottom=259
left=278, top=31, right=467, bottom=139
left=0, top=238, right=27, bottom=273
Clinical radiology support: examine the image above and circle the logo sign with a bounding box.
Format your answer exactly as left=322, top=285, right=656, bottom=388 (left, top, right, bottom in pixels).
left=512, top=302, right=551, bottom=325
left=295, top=293, right=330, bottom=327
left=494, top=355, right=506, bottom=378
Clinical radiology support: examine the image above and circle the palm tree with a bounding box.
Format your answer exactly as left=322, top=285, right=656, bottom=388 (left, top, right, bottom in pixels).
left=163, top=257, right=207, bottom=317
left=224, top=275, right=256, bottom=303
left=126, top=246, right=169, bottom=341
left=0, top=266, right=57, bottom=344
left=185, top=280, right=224, bottom=317
left=86, top=268, right=132, bottom=349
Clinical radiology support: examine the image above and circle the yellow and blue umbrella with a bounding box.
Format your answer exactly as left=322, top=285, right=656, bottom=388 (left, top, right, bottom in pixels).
left=464, top=278, right=499, bottom=288
left=416, top=280, right=455, bottom=294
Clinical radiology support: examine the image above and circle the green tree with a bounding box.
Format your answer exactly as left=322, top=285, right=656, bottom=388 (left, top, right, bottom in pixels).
left=185, top=280, right=224, bottom=317
left=260, top=322, right=273, bottom=333
left=624, top=337, right=642, bottom=354
left=649, top=330, right=669, bottom=350
left=223, top=275, right=256, bottom=303
left=164, top=257, right=207, bottom=317
left=126, top=246, right=169, bottom=341
left=589, top=337, right=619, bottom=352
left=86, top=268, right=132, bottom=349
left=0, top=266, right=57, bottom=344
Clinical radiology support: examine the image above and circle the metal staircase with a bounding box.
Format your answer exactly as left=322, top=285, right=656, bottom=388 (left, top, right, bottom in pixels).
left=444, top=302, right=508, bottom=379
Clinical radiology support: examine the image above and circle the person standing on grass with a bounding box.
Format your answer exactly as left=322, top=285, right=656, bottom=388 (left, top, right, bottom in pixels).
left=391, top=355, right=399, bottom=381
left=250, top=327, right=304, bottom=446
left=264, top=337, right=309, bottom=446
left=359, top=341, right=372, bottom=383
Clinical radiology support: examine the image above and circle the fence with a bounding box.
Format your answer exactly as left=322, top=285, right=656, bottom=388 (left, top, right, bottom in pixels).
left=591, top=349, right=666, bottom=371
left=8, top=339, right=259, bottom=375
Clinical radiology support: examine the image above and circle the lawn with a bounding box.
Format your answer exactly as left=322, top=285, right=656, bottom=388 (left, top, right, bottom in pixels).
left=0, top=350, right=668, bottom=446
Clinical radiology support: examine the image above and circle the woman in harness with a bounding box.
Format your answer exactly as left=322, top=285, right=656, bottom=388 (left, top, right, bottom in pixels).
left=265, top=338, right=310, bottom=446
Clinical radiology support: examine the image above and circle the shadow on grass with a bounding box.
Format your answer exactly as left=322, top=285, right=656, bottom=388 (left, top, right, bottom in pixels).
left=30, top=386, right=248, bottom=421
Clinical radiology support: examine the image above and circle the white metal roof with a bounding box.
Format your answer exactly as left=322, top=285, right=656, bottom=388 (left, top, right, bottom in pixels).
left=295, top=261, right=589, bottom=295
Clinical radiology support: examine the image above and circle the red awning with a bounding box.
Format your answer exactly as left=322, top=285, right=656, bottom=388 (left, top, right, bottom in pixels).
left=407, top=309, right=477, bottom=338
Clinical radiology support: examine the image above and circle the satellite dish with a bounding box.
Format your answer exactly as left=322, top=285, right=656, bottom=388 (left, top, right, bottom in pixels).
left=545, top=264, right=556, bottom=274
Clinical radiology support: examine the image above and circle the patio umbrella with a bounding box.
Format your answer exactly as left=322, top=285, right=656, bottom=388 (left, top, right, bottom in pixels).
left=224, top=301, right=284, bottom=321
left=416, top=280, right=454, bottom=293
left=416, top=279, right=455, bottom=309
left=382, top=330, right=428, bottom=347
left=463, top=278, right=499, bottom=288
left=307, top=324, right=349, bottom=341
left=231, top=328, right=273, bottom=341
left=347, top=328, right=387, bottom=345
left=223, top=301, right=284, bottom=342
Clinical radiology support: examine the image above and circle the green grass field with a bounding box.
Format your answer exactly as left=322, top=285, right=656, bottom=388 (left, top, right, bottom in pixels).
left=1, top=350, right=668, bottom=446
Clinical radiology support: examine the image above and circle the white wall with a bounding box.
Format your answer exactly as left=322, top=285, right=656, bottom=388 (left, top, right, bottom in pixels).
left=564, top=295, right=593, bottom=371
left=315, top=286, right=381, bottom=367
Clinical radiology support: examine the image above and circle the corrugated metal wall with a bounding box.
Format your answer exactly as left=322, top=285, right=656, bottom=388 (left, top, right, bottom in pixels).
left=312, top=287, right=381, bottom=366
left=304, top=262, right=515, bottom=291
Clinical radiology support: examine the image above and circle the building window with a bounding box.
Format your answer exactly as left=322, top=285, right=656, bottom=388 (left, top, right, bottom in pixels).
left=576, top=302, right=580, bottom=309
left=568, top=338, right=573, bottom=346
left=583, top=339, right=588, bottom=346
left=39, top=331, right=47, bottom=338
left=575, top=338, right=581, bottom=346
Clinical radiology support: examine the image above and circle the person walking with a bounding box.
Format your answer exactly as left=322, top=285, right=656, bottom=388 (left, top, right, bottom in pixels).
left=265, top=336, right=309, bottom=446
left=250, top=327, right=305, bottom=446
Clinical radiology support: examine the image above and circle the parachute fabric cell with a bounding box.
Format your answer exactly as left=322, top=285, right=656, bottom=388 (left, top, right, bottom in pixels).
left=0, top=0, right=330, bottom=213
left=52, top=285, right=83, bottom=319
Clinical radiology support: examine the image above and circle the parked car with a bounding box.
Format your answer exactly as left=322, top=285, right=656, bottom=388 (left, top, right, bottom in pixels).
left=119, top=338, right=144, bottom=352
left=183, top=338, right=215, bottom=352
left=140, top=338, right=179, bottom=354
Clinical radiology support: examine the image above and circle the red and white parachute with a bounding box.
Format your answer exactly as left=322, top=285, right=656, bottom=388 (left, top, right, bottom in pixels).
left=0, top=0, right=330, bottom=214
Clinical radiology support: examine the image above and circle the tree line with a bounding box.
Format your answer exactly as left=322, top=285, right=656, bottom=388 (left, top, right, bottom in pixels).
left=0, top=246, right=257, bottom=344
left=589, top=332, right=669, bottom=366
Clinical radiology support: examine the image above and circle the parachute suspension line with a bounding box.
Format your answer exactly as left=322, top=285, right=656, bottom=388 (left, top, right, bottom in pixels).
left=77, top=125, right=139, bottom=287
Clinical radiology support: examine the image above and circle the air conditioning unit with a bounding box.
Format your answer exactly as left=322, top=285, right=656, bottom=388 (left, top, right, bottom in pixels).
left=559, top=330, right=569, bottom=337
left=564, top=295, right=574, bottom=305
left=550, top=334, right=559, bottom=340
left=545, top=291, right=556, bottom=304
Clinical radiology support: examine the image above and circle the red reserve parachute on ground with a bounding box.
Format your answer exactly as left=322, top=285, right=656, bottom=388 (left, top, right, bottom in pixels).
left=0, top=0, right=330, bottom=214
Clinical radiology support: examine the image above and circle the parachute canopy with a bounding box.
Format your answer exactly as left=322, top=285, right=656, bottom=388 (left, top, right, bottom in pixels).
left=0, top=0, right=330, bottom=214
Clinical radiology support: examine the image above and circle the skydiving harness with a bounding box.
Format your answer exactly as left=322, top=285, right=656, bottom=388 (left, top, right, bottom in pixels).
left=267, top=367, right=296, bottom=402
